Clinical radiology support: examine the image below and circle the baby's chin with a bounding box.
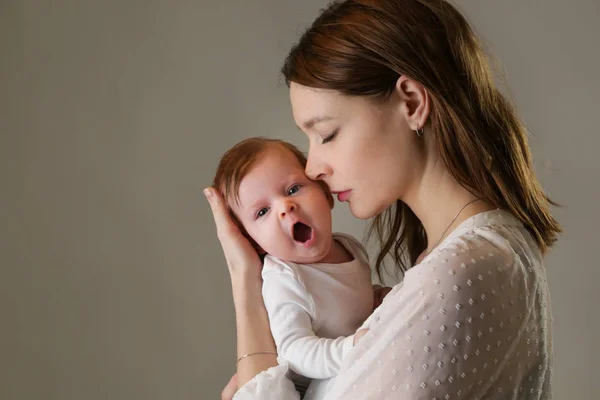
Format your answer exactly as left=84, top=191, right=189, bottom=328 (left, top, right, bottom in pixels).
left=264, top=247, right=330, bottom=265
left=267, top=253, right=326, bottom=265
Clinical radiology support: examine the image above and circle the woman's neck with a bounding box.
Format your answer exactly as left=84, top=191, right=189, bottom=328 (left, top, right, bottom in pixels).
left=403, top=167, right=495, bottom=255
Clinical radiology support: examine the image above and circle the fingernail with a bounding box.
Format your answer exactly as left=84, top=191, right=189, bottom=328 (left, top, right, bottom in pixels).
left=204, top=188, right=213, bottom=199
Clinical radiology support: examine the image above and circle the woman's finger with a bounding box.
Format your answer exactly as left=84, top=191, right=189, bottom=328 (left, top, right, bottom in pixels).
left=204, top=187, right=262, bottom=278
left=354, top=328, right=370, bottom=345
left=373, top=286, right=393, bottom=310
left=221, top=372, right=238, bottom=400
left=204, top=187, right=240, bottom=242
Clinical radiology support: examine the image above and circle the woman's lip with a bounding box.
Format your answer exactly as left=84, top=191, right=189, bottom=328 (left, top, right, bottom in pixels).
left=333, top=190, right=352, bottom=202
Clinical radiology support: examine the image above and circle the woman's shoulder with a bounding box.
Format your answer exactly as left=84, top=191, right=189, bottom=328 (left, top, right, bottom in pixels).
left=426, top=230, right=515, bottom=270
left=417, top=210, right=536, bottom=273
left=407, top=222, right=539, bottom=300
left=415, top=244, right=514, bottom=289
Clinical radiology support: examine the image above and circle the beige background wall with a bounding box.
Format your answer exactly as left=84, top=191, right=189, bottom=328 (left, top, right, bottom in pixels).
left=1, top=1, right=598, bottom=398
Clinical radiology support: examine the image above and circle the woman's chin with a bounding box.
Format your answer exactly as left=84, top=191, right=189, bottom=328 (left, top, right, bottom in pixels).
left=348, top=201, right=381, bottom=220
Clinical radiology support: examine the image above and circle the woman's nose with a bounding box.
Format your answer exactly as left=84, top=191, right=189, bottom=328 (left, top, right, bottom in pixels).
left=305, top=147, right=329, bottom=181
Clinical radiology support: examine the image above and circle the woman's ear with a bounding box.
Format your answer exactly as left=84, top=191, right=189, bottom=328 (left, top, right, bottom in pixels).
left=394, top=75, right=430, bottom=131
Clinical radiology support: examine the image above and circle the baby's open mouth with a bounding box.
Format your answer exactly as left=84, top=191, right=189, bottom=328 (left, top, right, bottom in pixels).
left=293, top=222, right=312, bottom=243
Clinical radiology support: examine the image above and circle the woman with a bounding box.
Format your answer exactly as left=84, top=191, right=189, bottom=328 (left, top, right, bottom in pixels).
left=206, top=1, right=561, bottom=399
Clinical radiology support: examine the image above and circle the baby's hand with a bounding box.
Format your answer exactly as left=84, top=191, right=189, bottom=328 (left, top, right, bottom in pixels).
left=354, top=328, right=369, bottom=345
left=373, top=285, right=393, bottom=310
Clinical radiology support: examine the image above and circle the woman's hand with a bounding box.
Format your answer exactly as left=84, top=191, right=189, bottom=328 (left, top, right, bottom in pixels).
left=354, top=329, right=370, bottom=345
left=373, top=285, right=393, bottom=310
left=206, top=187, right=278, bottom=387
left=204, top=187, right=263, bottom=286
left=221, top=373, right=238, bottom=400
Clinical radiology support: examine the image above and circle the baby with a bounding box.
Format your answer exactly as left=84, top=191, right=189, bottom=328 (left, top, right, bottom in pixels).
left=213, top=137, right=377, bottom=395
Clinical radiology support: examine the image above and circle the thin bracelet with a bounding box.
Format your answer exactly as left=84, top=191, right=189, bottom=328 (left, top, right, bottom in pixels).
left=236, top=351, right=278, bottom=365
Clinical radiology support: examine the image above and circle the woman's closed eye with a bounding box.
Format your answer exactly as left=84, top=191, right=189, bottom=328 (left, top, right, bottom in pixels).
left=321, top=129, right=339, bottom=144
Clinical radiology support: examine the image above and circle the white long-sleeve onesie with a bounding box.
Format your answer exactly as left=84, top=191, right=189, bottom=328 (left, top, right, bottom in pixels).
left=261, top=233, right=374, bottom=383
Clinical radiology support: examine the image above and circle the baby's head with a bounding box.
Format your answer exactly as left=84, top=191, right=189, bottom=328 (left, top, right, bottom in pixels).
left=213, top=137, right=334, bottom=264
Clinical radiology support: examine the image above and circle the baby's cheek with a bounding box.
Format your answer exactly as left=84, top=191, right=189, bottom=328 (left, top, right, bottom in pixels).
left=257, top=227, right=291, bottom=258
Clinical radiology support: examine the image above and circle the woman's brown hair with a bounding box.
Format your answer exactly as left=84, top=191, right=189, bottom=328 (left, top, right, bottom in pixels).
left=282, top=0, right=561, bottom=279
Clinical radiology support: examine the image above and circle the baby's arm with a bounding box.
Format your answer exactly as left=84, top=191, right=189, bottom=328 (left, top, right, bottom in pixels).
left=262, top=269, right=356, bottom=380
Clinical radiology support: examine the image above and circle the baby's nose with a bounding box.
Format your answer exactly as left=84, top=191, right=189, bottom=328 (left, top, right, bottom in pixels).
left=279, top=201, right=296, bottom=217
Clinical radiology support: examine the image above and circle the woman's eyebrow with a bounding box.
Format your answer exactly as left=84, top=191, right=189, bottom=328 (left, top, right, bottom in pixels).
left=300, top=116, right=334, bottom=130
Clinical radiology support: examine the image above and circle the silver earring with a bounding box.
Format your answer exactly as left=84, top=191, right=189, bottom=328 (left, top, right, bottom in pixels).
left=416, top=126, right=424, bottom=137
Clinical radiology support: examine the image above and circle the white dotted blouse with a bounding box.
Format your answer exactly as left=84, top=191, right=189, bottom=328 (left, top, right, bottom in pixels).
left=234, top=210, right=553, bottom=400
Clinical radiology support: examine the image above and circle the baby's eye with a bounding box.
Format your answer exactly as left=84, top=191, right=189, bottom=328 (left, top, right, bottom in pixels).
left=288, top=185, right=301, bottom=195
left=256, top=207, right=269, bottom=218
